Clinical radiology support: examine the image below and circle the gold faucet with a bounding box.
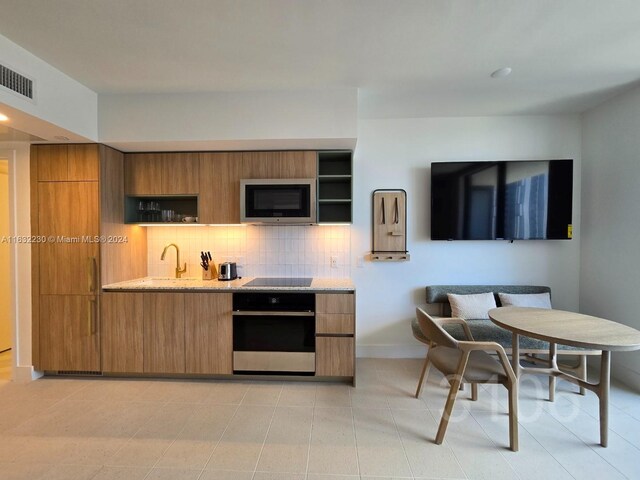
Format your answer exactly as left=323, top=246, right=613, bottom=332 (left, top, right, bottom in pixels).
left=161, top=243, right=187, bottom=278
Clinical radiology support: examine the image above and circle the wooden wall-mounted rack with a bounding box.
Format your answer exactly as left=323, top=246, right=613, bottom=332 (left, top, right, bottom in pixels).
left=370, top=189, right=410, bottom=262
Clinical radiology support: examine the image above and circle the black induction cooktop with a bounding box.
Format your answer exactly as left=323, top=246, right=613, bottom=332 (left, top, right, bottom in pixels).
left=243, top=277, right=313, bottom=287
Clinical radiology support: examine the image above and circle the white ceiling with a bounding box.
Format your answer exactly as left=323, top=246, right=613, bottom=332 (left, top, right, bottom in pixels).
left=1, top=0, right=640, bottom=117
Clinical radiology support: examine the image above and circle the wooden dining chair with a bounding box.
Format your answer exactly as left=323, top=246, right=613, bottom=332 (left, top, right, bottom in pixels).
left=415, top=307, right=519, bottom=451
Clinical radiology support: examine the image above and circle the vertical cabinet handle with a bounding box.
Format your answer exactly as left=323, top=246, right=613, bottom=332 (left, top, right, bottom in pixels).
left=381, top=197, right=386, bottom=224
left=87, top=257, right=96, bottom=293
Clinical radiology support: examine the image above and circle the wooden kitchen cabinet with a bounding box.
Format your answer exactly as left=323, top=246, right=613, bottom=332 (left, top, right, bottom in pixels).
left=315, top=293, right=355, bottom=378
left=35, top=144, right=99, bottom=182
left=316, top=337, right=354, bottom=377
left=124, top=153, right=199, bottom=195
left=199, top=152, right=243, bottom=224
left=242, top=151, right=317, bottom=179
left=39, top=295, right=99, bottom=371
left=185, top=293, right=233, bottom=374
left=124, top=154, right=162, bottom=195
left=31, top=144, right=147, bottom=372
left=37, top=181, right=100, bottom=295
left=143, top=293, right=186, bottom=374
left=101, top=293, right=144, bottom=373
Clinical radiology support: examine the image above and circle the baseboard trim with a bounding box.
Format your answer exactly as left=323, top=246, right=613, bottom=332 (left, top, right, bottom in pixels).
left=611, top=363, right=640, bottom=392
left=356, top=344, right=426, bottom=358
left=13, top=365, right=43, bottom=382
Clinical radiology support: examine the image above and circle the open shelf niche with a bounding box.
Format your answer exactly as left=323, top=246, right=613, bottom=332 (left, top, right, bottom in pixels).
left=125, top=195, right=198, bottom=224
left=317, top=151, right=352, bottom=223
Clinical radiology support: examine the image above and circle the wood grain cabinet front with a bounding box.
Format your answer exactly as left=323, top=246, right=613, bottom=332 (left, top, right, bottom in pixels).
left=199, top=153, right=243, bottom=224
left=101, top=293, right=144, bottom=373
left=315, top=293, right=355, bottom=378
left=185, top=293, right=233, bottom=374
left=100, top=292, right=233, bottom=376
left=124, top=153, right=199, bottom=195
left=35, top=144, right=99, bottom=182
left=143, top=293, right=186, bottom=374
left=241, top=151, right=317, bottom=179
left=32, top=144, right=146, bottom=372
left=39, top=295, right=100, bottom=372
left=316, top=336, right=354, bottom=377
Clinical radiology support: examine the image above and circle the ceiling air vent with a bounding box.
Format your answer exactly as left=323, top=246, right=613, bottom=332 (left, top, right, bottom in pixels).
left=0, top=63, right=34, bottom=99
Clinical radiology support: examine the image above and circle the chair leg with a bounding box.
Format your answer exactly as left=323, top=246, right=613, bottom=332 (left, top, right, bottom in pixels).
left=471, top=383, right=478, bottom=401
left=507, top=380, right=519, bottom=452
left=435, top=354, right=469, bottom=445
left=415, top=352, right=432, bottom=398
left=578, top=355, right=587, bottom=396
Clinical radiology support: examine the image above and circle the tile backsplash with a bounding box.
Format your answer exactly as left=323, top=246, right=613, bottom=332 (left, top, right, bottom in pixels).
left=147, top=225, right=351, bottom=278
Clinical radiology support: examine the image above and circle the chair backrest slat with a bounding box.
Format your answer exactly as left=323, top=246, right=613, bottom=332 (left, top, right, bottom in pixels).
left=416, top=307, right=459, bottom=348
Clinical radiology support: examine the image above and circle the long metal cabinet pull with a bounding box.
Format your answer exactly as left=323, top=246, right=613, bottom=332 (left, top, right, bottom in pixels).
left=232, top=310, right=315, bottom=317
left=381, top=197, right=386, bottom=224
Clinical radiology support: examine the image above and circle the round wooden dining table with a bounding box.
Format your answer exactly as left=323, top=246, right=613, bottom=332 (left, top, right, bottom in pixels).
left=489, top=306, right=640, bottom=447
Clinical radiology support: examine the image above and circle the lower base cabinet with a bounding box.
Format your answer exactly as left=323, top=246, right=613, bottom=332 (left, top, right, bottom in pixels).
left=315, top=293, right=355, bottom=378
left=185, top=293, right=232, bottom=374
left=101, top=291, right=354, bottom=379
left=40, top=295, right=100, bottom=372
left=101, top=292, right=232, bottom=375
left=101, top=292, right=144, bottom=373
left=144, top=293, right=185, bottom=374
left=316, top=336, right=354, bottom=376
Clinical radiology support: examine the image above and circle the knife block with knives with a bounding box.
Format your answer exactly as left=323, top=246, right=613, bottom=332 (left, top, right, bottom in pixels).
left=370, top=189, right=410, bottom=261
left=200, top=251, right=216, bottom=280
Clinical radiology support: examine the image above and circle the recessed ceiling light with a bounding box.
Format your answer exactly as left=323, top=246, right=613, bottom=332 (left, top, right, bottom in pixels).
left=491, top=67, right=512, bottom=78
left=0, top=113, right=9, bottom=121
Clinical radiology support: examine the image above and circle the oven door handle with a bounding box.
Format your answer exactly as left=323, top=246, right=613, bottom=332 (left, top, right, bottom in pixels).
left=232, top=310, right=314, bottom=317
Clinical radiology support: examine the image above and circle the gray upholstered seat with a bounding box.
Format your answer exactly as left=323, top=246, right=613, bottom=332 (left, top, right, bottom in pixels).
left=428, top=346, right=508, bottom=383
left=441, top=319, right=588, bottom=351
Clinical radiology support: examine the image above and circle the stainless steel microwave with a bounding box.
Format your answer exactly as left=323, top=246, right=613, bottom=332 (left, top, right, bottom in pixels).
left=240, top=178, right=317, bottom=224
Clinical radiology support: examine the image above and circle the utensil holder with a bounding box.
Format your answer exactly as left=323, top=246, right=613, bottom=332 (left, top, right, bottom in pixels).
left=202, top=268, right=213, bottom=280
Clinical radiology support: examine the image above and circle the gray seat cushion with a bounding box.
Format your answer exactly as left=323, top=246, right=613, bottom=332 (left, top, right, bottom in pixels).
left=442, top=320, right=587, bottom=351
left=428, top=345, right=507, bottom=383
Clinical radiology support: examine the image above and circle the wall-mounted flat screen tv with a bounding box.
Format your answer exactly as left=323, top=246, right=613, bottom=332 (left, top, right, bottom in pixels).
left=431, top=159, right=573, bottom=240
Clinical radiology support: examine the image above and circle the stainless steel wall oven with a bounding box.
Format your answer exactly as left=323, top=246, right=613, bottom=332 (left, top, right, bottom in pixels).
left=232, top=292, right=315, bottom=374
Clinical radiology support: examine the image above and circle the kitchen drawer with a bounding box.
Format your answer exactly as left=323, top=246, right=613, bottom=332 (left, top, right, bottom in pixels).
left=316, top=336, right=354, bottom=377
left=316, top=293, right=354, bottom=314
left=316, top=313, right=354, bottom=335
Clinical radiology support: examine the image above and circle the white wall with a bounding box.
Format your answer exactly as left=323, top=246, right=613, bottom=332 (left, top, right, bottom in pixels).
left=0, top=160, right=10, bottom=352
left=99, top=89, right=358, bottom=151
left=581, top=85, right=640, bottom=390
left=0, top=34, right=98, bottom=141
left=352, top=115, right=582, bottom=357
left=0, top=143, right=34, bottom=380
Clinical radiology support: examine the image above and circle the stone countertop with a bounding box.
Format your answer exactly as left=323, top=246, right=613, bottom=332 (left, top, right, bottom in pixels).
left=102, top=276, right=355, bottom=292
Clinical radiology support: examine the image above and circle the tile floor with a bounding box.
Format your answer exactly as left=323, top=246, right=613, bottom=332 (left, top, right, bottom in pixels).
left=0, top=358, right=639, bottom=479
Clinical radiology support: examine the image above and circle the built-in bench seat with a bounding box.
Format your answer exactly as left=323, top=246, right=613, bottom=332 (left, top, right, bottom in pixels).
left=412, top=285, right=601, bottom=398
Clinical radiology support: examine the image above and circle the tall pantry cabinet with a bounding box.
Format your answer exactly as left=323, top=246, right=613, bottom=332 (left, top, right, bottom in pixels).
left=31, top=144, right=146, bottom=372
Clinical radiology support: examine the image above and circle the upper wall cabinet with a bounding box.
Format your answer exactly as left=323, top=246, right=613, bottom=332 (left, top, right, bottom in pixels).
left=124, top=153, right=199, bottom=195
left=35, top=144, right=100, bottom=182
left=199, top=152, right=243, bottom=225
left=242, top=151, right=317, bottom=179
